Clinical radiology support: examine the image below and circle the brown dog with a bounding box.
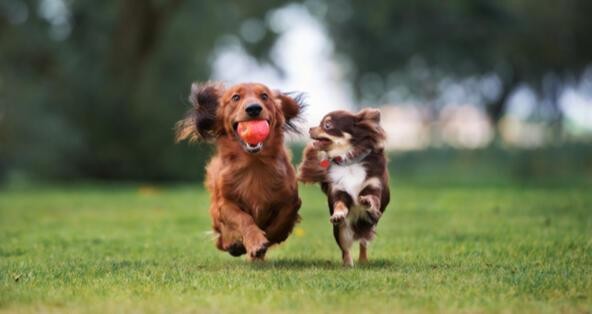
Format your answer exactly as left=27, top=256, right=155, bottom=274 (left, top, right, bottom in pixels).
left=298, top=109, right=390, bottom=266
left=176, top=82, right=304, bottom=260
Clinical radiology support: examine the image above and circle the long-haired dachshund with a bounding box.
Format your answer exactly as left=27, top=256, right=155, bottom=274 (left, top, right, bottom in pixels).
left=176, top=82, right=304, bottom=261
left=298, top=109, right=390, bottom=266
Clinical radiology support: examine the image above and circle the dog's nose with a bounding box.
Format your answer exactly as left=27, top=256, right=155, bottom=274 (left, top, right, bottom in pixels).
left=245, top=104, right=262, bottom=117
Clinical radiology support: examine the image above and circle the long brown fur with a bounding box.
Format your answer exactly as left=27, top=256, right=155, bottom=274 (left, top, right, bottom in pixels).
left=176, top=82, right=304, bottom=260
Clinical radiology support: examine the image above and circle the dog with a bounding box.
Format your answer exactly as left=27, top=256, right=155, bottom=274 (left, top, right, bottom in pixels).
left=298, top=109, right=389, bottom=266
left=176, top=82, right=304, bottom=261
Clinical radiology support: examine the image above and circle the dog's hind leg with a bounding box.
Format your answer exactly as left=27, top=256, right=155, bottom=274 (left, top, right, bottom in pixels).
left=334, top=224, right=354, bottom=267
left=359, top=240, right=368, bottom=264
left=264, top=196, right=302, bottom=245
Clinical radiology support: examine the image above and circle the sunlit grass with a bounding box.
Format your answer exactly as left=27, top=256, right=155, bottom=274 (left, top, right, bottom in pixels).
left=1, top=183, right=591, bottom=313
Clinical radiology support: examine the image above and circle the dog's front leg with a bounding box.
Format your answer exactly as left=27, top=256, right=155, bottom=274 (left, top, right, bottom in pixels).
left=329, top=191, right=354, bottom=267
left=220, top=200, right=269, bottom=260
left=329, top=191, right=352, bottom=225
left=358, top=184, right=383, bottom=224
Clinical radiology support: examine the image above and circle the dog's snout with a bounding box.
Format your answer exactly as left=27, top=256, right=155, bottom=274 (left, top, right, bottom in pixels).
left=245, top=104, right=263, bottom=117
left=309, top=127, right=319, bottom=136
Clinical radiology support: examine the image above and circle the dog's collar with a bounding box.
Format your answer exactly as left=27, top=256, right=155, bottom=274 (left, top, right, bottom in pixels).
left=321, top=149, right=372, bottom=168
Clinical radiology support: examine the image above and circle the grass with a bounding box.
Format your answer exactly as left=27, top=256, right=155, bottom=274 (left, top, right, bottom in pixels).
left=0, top=182, right=591, bottom=313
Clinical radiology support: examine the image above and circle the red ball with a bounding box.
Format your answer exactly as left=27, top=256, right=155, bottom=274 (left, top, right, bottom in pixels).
left=237, top=120, right=270, bottom=144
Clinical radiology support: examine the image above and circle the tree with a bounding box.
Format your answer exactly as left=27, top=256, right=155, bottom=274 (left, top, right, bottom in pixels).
left=314, top=0, right=592, bottom=132
left=0, top=0, right=293, bottom=181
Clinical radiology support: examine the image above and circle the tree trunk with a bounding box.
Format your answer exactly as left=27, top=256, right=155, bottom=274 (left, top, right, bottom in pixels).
left=544, top=77, right=564, bottom=142
left=109, top=0, right=184, bottom=86
left=85, top=0, right=184, bottom=178
left=486, top=68, right=520, bottom=141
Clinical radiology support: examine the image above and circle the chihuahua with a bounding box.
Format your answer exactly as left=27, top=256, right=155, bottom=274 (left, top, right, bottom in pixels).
left=298, top=109, right=390, bottom=266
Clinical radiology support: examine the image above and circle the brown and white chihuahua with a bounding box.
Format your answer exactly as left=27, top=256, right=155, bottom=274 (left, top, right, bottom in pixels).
left=298, top=109, right=390, bottom=266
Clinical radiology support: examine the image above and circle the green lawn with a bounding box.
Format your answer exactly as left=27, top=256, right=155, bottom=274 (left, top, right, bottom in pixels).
left=1, top=182, right=591, bottom=313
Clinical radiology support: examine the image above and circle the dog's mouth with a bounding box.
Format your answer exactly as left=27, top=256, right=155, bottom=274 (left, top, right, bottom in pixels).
left=233, top=120, right=270, bottom=154
left=311, top=136, right=332, bottom=149
left=241, top=140, right=264, bottom=153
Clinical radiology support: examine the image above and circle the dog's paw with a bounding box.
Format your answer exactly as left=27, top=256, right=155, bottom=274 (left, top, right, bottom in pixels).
left=359, top=195, right=378, bottom=210
left=367, top=208, right=382, bottom=224
left=227, top=242, right=246, bottom=257
left=330, top=211, right=347, bottom=225
left=249, top=242, right=269, bottom=260
left=342, top=254, right=354, bottom=267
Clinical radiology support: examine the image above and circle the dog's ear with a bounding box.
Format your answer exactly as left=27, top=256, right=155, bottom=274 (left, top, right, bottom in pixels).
left=356, top=108, right=381, bottom=125
left=175, top=82, right=224, bottom=142
left=276, top=92, right=306, bottom=133
left=356, top=108, right=385, bottom=144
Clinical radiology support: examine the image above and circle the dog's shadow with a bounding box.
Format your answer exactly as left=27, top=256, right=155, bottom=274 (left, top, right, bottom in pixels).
left=251, top=258, right=396, bottom=270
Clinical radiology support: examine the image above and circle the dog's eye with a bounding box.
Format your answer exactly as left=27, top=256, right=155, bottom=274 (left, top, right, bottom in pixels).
left=261, top=93, right=269, bottom=101
left=324, top=121, right=334, bottom=130
left=232, top=94, right=240, bottom=102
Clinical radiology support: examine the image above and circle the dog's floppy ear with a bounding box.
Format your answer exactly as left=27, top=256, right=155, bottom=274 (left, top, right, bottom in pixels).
left=276, top=91, right=306, bottom=133
left=175, top=82, right=224, bottom=142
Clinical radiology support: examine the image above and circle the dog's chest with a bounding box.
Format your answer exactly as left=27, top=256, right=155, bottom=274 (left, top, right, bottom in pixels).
left=234, top=166, right=288, bottom=210
left=328, top=163, right=367, bottom=199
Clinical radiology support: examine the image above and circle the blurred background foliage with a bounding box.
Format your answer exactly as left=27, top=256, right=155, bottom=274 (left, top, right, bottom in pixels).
left=321, top=0, right=592, bottom=132
left=0, top=0, right=591, bottom=184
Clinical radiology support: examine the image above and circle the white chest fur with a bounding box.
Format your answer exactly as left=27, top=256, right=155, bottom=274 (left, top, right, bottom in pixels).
left=328, top=163, right=367, bottom=202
